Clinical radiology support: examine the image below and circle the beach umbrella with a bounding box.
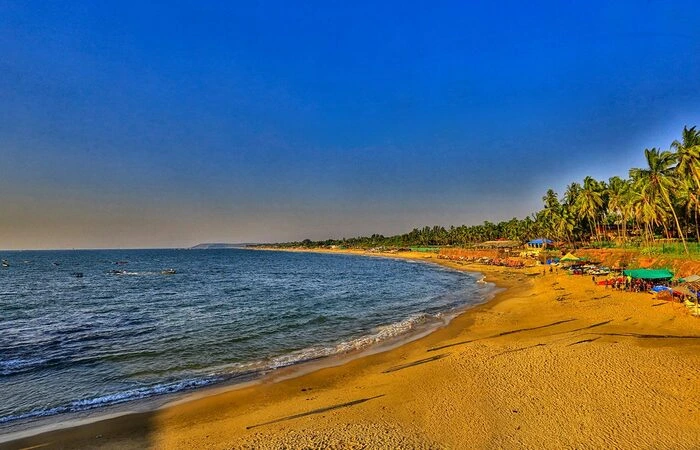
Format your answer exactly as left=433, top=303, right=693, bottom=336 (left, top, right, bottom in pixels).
left=651, top=285, right=673, bottom=293
left=681, top=274, right=700, bottom=283
left=560, top=253, right=580, bottom=262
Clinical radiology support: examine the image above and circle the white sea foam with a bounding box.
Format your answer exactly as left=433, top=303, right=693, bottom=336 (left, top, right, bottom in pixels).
left=0, top=358, right=49, bottom=376
left=0, top=378, right=219, bottom=424
left=0, top=248, right=496, bottom=430
left=0, top=302, right=485, bottom=426
left=222, top=312, right=448, bottom=373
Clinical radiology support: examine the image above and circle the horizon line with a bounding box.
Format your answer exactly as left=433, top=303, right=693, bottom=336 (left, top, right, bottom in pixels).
left=0, top=243, right=260, bottom=252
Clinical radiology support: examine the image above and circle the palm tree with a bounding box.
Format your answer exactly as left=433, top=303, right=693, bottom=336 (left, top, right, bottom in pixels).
left=675, top=180, right=695, bottom=242
left=576, top=176, right=604, bottom=243
left=554, top=206, right=576, bottom=247
left=538, top=189, right=561, bottom=241
left=563, top=182, right=581, bottom=208
left=629, top=148, right=689, bottom=255
left=686, top=181, right=700, bottom=242
left=672, top=126, right=700, bottom=186
left=607, top=176, right=630, bottom=242
left=671, top=126, right=700, bottom=241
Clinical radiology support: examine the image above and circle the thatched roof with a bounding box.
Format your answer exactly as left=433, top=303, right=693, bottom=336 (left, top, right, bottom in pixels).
left=674, top=286, right=696, bottom=297
left=478, top=240, right=521, bottom=248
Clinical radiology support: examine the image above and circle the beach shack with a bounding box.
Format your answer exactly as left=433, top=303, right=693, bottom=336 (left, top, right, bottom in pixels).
left=622, top=269, right=673, bottom=280
left=677, top=275, right=700, bottom=315
left=477, top=240, right=521, bottom=250
left=526, top=238, right=553, bottom=249
left=680, top=274, right=700, bottom=283
left=621, top=268, right=674, bottom=294
left=476, top=240, right=521, bottom=257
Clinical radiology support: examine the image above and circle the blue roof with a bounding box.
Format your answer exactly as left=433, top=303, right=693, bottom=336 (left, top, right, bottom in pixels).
left=528, top=238, right=553, bottom=244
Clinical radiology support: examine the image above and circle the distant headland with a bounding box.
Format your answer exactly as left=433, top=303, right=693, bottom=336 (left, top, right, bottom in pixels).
left=190, top=243, right=255, bottom=249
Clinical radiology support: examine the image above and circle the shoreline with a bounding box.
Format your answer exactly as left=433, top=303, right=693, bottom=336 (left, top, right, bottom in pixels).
left=0, top=250, right=497, bottom=446
left=2, top=249, right=699, bottom=448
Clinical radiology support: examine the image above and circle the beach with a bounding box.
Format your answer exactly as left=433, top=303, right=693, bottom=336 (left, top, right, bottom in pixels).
left=3, top=251, right=699, bottom=449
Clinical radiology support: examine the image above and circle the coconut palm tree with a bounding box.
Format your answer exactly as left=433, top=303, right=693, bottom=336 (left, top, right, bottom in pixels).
left=563, top=182, right=581, bottom=208
left=554, top=206, right=576, bottom=247
left=607, top=176, right=630, bottom=242
left=630, top=148, right=689, bottom=255
left=576, top=176, right=605, bottom=243
left=686, top=181, right=700, bottom=242
left=671, top=126, right=700, bottom=241
left=675, top=180, right=696, bottom=242
left=538, top=189, right=562, bottom=241
left=672, top=126, right=700, bottom=186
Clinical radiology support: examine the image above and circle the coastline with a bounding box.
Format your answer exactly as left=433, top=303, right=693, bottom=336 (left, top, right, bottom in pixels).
left=0, top=250, right=495, bottom=445
left=2, top=250, right=699, bottom=449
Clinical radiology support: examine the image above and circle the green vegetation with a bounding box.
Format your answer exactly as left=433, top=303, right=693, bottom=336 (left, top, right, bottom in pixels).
left=263, top=126, right=700, bottom=254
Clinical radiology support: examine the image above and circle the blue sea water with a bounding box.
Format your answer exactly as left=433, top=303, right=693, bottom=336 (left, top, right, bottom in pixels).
left=0, top=249, right=491, bottom=430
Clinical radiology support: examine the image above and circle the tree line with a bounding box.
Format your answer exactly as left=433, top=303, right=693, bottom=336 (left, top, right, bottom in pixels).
left=266, top=126, right=700, bottom=255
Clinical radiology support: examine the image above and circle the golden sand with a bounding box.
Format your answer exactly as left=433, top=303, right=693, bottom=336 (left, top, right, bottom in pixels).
left=3, top=251, right=699, bottom=449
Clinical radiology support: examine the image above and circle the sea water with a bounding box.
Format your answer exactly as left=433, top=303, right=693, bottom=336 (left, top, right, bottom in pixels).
left=0, top=249, right=492, bottom=431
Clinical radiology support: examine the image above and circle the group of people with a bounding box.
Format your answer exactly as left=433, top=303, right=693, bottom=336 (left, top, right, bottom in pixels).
left=595, top=275, right=698, bottom=304
left=595, top=276, right=654, bottom=293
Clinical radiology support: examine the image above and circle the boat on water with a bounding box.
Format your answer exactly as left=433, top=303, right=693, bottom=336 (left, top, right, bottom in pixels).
left=1, top=259, right=9, bottom=268
left=161, top=268, right=177, bottom=275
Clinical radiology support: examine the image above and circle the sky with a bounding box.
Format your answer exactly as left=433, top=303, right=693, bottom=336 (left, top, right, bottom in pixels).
left=1, top=0, right=699, bottom=249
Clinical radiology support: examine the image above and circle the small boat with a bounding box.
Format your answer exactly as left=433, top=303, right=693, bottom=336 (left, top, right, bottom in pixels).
left=72, top=272, right=84, bottom=278
left=161, top=269, right=177, bottom=275
left=1, top=260, right=9, bottom=268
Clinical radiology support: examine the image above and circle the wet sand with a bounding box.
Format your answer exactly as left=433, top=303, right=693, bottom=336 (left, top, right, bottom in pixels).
left=3, top=251, right=700, bottom=449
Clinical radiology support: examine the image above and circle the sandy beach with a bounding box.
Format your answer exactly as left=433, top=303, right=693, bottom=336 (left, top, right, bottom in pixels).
left=3, top=251, right=699, bottom=449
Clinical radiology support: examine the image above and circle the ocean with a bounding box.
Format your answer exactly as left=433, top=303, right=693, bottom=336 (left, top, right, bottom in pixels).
left=0, top=249, right=492, bottom=431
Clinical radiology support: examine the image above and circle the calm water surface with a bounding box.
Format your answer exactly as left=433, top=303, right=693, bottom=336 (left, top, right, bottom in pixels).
left=0, top=249, right=491, bottom=429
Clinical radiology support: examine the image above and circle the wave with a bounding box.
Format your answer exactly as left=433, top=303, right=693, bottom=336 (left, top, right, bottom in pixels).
left=0, top=301, right=480, bottom=426
left=0, top=358, right=51, bottom=376
left=0, top=377, right=219, bottom=424
left=217, top=311, right=450, bottom=373
left=0, top=250, right=496, bottom=428
left=0, top=310, right=458, bottom=424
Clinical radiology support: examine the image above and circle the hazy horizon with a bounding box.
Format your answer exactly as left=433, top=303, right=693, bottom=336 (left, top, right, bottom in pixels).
left=2, top=1, right=699, bottom=250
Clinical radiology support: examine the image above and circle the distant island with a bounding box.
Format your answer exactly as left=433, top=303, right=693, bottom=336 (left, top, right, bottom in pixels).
left=190, top=243, right=255, bottom=249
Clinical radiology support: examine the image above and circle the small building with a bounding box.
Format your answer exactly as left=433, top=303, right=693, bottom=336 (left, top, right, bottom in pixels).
left=477, top=240, right=521, bottom=249
left=526, top=238, right=553, bottom=249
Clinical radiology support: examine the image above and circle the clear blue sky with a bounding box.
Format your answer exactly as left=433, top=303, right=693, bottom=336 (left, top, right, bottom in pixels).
left=1, top=1, right=699, bottom=248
